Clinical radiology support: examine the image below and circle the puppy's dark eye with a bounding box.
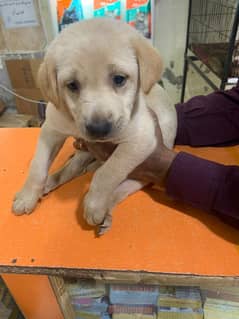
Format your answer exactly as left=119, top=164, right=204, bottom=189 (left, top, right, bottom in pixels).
left=66, top=80, right=80, bottom=92
left=112, top=75, right=127, bottom=87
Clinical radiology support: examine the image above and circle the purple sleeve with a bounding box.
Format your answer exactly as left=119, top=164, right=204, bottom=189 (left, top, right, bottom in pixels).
left=175, top=85, right=239, bottom=146
left=166, top=152, right=239, bottom=227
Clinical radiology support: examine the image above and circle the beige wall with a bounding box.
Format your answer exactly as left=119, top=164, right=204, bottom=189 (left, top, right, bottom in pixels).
left=154, top=0, right=189, bottom=103
left=154, top=0, right=225, bottom=103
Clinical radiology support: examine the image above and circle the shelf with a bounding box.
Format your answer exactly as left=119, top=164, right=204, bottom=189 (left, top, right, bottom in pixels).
left=50, top=277, right=239, bottom=319
left=0, top=51, right=45, bottom=61
left=190, top=43, right=239, bottom=79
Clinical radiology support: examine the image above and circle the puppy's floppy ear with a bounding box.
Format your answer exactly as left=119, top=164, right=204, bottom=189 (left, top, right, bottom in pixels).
left=38, top=55, right=60, bottom=107
left=132, top=35, right=163, bottom=94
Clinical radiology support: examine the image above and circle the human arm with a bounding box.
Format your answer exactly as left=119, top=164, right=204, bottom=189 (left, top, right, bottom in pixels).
left=166, top=152, right=239, bottom=227
left=175, top=85, right=239, bottom=147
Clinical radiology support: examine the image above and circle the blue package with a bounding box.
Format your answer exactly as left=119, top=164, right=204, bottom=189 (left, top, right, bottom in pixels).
left=59, top=0, right=84, bottom=30
left=109, top=284, right=159, bottom=305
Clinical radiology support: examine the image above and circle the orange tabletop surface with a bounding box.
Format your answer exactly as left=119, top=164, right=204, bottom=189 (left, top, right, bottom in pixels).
left=0, top=128, right=239, bottom=278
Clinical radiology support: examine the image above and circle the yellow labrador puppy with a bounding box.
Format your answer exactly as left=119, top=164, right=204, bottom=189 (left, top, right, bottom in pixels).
left=12, top=19, right=177, bottom=232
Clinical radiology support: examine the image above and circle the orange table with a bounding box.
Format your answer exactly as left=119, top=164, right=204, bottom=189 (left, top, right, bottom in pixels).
left=1, top=128, right=239, bottom=319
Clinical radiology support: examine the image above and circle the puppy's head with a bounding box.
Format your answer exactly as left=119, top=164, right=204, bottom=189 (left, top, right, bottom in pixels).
left=38, top=19, right=162, bottom=141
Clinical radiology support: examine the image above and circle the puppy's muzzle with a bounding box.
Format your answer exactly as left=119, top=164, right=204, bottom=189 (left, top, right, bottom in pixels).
left=86, top=120, right=112, bottom=139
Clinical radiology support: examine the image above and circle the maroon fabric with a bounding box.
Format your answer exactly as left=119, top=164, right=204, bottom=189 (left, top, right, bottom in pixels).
left=166, top=86, right=239, bottom=227
left=166, top=152, right=225, bottom=211
left=175, top=86, right=239, bottom=147
left=166, top=152, right=239, bottom=227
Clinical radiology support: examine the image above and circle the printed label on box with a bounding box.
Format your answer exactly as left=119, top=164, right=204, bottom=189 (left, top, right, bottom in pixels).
left=58, top=0, right=94, bottom=30
left=94, top=1, right=120, bottom=19
left=126, top=0, right=151, bottom=38
left=0, top=0, right=39, bottom=29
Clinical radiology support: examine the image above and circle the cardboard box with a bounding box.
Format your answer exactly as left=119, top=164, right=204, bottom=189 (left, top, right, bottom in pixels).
left=5, top=59, right=42, bottom=89
left=0, top=0, right=54, bottom=52
left=6, top=58, right=46, bottom=117
left=15, top=88, right=44, bottom=117
left=0, top=113, right=33, bottom=128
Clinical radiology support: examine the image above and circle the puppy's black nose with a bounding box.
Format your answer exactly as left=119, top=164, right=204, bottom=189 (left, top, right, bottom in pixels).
left=86, top=120, right=112, bottom=138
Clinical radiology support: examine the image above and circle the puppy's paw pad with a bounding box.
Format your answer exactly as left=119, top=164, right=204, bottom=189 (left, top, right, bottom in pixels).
left=12, top=191, right=40, bottom=215
left=83, top=200, right=107, bottom=226
left=12, top=198, right=36, bottom=215
left=83, top=191, right=110, bottom=226
left=84, top=211, right=105, bottom=226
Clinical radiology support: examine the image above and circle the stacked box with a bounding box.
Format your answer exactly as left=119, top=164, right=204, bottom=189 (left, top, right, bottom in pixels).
left=67, top=280, right=109, bottom=319
left=203, top=287, right=239, bottom=319
left=157, top=286, right=203, bottom=319
left=5, top=58, right=45, bottom=117
left=57, top=0, right=152, bottom=38
left=94, top=1, right=121, bottom=19
left=0, top=0, right=53, bottom=52
left=201, top=286, right=239, bottom=303
left=58, top=0, right=93, bottom=30
left=125, top=0, right=151, bottom=38
left=109, top=304, right=156, bottom=319
left=109, top=284, right=158, bottom=318
left=110, top=284, right=159, bottom=305
left=204, top=298, right=239, bottom=319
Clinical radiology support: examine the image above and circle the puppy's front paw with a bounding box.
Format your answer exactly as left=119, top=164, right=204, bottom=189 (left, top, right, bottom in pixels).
left=83, top=192, right=108, bottom=226
left=12, top=188, right=42, bottom=215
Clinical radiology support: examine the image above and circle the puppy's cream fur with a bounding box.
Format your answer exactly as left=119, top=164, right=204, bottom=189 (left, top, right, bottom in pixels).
left=13, top=19, right=177, bottom=231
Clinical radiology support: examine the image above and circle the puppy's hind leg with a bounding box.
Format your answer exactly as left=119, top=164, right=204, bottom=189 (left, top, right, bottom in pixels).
left=44, top=151, right=99, bottom=194
left=98, top=179, right=148, bottom=236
